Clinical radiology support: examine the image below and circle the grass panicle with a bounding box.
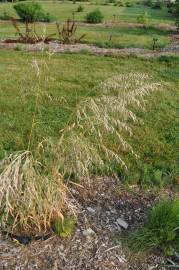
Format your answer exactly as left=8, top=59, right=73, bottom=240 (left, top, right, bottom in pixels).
left=56, top=73, right=161, bottom=181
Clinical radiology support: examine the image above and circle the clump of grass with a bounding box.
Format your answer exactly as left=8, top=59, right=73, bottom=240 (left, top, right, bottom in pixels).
left=128, top=200, right=179, bottom=255
left=0, top=151, right=68, bottom=234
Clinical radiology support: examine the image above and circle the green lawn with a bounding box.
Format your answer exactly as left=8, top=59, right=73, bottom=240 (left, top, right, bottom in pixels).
left=79, top=25, right=170, bottom=49
left=0, top=1, right=174, bottom=24
left=0, top=50, right=178, bottom=186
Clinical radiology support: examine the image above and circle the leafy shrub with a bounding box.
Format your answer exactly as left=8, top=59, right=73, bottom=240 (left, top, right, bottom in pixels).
left=77, top=4, right=84, bottom=12
left=14, top=2, right=53, bottom=23
left=86, top=9, right=104, bottom=23
left=128, top=200, right=179, bottom=255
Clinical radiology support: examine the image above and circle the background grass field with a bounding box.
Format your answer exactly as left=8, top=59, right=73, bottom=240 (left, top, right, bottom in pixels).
left=0, top=1, right=174, bottom=24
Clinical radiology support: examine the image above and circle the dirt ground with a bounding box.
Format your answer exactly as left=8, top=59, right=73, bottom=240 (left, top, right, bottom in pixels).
left=0, top=178, right=175, bottom=270
left=0, top=36, right=179, bottom=58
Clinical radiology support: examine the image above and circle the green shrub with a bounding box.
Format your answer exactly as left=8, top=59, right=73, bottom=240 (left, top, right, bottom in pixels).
left=77, top=4, right=84, bottom=12
left=128, top=200, right=179, bottom=255
left=14, top=2, right=52, bottom=23
left=86, top=9, right=104, bottom=23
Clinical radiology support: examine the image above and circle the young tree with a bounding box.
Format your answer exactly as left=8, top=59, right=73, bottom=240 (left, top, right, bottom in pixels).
left=14, top=2, right=46, bottom=23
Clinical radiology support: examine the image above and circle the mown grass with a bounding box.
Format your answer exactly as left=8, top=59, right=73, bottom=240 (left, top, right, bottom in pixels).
left=0, top=50, right=179, bottom=187
left=0, top=0, right=174, bottom=24
left=80, top=25, right=170, bottom=49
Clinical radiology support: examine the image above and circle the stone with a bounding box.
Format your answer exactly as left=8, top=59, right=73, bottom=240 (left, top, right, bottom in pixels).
left=86, top=207, right=95, bottom=214
left=83, top=228, right=95, bottom=237
left=116, top=218, right=128, bottom=229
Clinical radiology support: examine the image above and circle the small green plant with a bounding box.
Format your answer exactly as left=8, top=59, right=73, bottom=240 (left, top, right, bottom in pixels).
left=53, top=217, right=76, bottom=237
left=152, top=37, right=158, bottom=50
left=86, top=9, right=104, bottom=23
left=137, top=11, right=150, bottom=28
left=128, top=200, right=179, bottom=255
left=77, top=4, right=84, bottom=12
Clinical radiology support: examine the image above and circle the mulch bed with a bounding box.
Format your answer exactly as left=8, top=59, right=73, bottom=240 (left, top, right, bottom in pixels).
left=0, top=177, right=173, bottom=270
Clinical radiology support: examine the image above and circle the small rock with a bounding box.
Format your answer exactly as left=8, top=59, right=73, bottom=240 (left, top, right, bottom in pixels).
left=83, top=228, right=95, bottom=237
left=116, top=218, right=128, bottom=229
left=86, top=207, right=95, bottom=214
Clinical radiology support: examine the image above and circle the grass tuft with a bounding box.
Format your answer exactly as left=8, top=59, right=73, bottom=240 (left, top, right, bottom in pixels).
left=128, top=200, right=179, bottom=255
left=0, top=151, right=68, bottom=234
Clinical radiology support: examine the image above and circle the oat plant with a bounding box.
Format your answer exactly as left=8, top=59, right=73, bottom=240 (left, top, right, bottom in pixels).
left=55, top=73, right=161, bottom=181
